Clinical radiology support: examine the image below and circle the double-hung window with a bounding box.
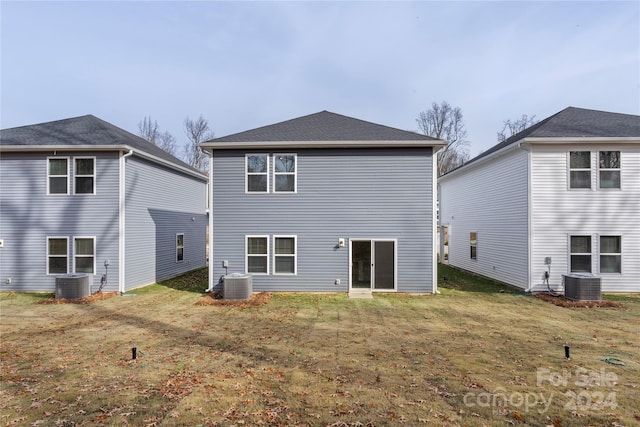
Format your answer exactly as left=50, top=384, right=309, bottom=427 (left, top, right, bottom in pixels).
left=74, top=157, right=95, bottom=194
left=470, top=232, right=477, bottom=260
left=246, top=154, right=269, bottom=193
left=247, top=236, right=269, bottom=274
left=47, top=237, right=69, bottom=274
left=48, top=157, right=69, bottom=194
left=274, top=236, right=297, bottom=274
left=569, top=151, right=591, bottom=189
left=274, top=154, right=296, bottom=193
left=570, top=235, right=591, bottom=273
left=598, top=151, right=620, bottom=189
left=74, top=237, right=95, bottom=274
left=176, top=233, right=184, bottom=262
left=600, top=236, right=621, bottom=273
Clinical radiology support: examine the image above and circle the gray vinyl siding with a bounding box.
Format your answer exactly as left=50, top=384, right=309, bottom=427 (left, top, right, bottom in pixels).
left=439, top=148, right=530, bottom=289
left=0, top=152, right=120, bottom=292
left=530, top=143, right=640, bottom=293
left=124, top=155, right=207, bottom=290
left=211, top=148, right=435, bottom=293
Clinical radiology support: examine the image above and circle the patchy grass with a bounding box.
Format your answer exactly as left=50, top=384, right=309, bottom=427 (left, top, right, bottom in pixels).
left=1, top=265, right=638, bottom=426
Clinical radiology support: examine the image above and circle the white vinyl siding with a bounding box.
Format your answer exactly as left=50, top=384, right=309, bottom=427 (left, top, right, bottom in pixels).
left=47, top=157, right=69, bottom=195
left=531, top=143, right=640, bottom=293
left=47, top=237, right=69, bottom=275
left=439, top=147, right=530, bottom=289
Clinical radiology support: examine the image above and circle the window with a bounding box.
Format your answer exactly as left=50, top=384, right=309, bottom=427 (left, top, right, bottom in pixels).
left=74, top=157, right=95, bottom=194
left=246, top=154, right=269, bottom=193
left=48, top=157, right=69, bottom=194
left=570, top=235, right=591, bottom=273
left=274, top=236, right=296, bottom=274
left=600, top=236, right=621, bottom=273
left=176, top=233, right=184, bottom=262
left=470, top=232, right=477, bottom=260
left=274, top=154, right=296, bottom=193
left=47, top=237, right=68, bottom=274
left=569, top=151, right=591, bottom=189
left=247, top=236, right=269, bottom=274
left=599, top=151, right=620, bottom=189
left=74, top=237, right=95, bottom=274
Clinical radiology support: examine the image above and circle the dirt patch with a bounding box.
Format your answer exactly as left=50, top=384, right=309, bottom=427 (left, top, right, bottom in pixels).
left=535, top=292, right=624, bottom=308
left=195, top=291, right=272, bottom=307
left=37, top=292, right=119, bottom=304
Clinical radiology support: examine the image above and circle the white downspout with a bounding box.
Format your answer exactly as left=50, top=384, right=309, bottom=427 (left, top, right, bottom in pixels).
left=206, top=149, right=215, bottom=292
left=432, top=149, right=439, bottom=294
left=119, top=149, right=134, bottom=294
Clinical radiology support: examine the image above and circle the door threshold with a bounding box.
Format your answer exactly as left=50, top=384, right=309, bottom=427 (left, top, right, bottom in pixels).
left=348, top=290, right=373, bottom=299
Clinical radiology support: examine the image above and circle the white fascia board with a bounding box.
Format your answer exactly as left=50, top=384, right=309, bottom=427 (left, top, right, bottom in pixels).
left=522, top=137, right=640, bottom=144
left=199, top=139, right=447, bottom=150
left=1, top=144, right=208, bottom=181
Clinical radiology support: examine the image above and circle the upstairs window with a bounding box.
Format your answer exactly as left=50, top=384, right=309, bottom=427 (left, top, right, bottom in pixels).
left=570, top=235, right=591, bottom=273
left=274, top=236, right=297, bottom=274
left=246, top=154, right=269, bottom=193
left=47, top=237, right=68, bottom=274
left=247, top=236, right=269, bottom=274
left=176, top=233, right=184, bottom=262
left=599, top=151, right=620, bottom=189
left=274, top=154, right=296, bottom=193
left=48, top=157, right=69, bottom=194
left=74, top=157, right=95, bottom=194
left=600, top=236, right=621, bottom=273
left=470, top=232, right=477, bottom=260
left=569, top=151, right=591, bottom=189
left=74, top=237, right=95, bottom=274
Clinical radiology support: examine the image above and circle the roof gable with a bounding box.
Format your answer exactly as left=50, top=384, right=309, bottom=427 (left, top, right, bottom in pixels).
left=205, top=111, right=440, bottom=144
left=1, top=115, right=204, bottom=178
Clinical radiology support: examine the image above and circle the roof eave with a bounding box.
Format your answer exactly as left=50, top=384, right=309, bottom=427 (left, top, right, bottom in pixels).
left=521, top=136, right=640, bottom=144
left=199, top=139, right=447, bottom=150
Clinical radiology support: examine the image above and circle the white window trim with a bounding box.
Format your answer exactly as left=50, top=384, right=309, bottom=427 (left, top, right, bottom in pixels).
left=568, top=234, right=592, bottom=274
left=273, top=235, right=297, bottom=275
left=47, top=156, right=70, bottom=195
left=73, top=236, right=96, bottom=274
left=599, top=234, right=622, bottom=275
left=567, top=151, right=592, bottom=190
left=273, top=153, right=297, bottom=194
left=245, top=153, right=269, bottom=194
left=176, top=233, right=184, bottom=263
left=470, top=231, right=477, bottom=260
left=74, top=156, right=96, bottom=195
left=597, top=151, right=621, bottom=190
left=46, top=236, right=69, bottom=275
left=246, top=235, right=269, bottom=275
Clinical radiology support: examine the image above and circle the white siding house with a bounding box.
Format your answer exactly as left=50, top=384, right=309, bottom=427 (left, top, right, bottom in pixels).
left=439, top=107, right=640, bottom=293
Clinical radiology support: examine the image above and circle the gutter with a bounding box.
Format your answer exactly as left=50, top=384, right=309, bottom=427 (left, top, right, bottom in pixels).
left=199, top=139, right=448, bottom=150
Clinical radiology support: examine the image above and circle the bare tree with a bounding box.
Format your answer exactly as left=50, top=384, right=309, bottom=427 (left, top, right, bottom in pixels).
left=497, top=114, right=538, bottom=142
left=183, top=115, right=214, bottom=172
left=137, top=116, right=178, bottom=156
left=416, top=101, right=470, bottom=176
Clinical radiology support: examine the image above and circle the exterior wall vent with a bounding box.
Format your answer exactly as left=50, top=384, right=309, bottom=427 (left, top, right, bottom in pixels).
left=563, top=274, right=601, bottom=301
left=223, top=273, right=252, bottom=300
left=55, top=274, right=91, bottom=299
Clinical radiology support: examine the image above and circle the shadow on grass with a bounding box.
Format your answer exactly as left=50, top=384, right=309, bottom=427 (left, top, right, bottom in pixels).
left=438, top=263, right=526, bottom=295
left=155, top=267, right=208, bottom=294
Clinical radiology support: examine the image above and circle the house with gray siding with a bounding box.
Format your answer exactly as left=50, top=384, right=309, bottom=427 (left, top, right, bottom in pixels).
left=0, top=115, right=208, bottom=293
left=439, top=107, right=640, bottom=293
left=200, top=111, right=445, bottom=296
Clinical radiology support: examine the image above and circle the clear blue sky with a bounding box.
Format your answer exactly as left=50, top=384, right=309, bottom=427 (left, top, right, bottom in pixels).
left=2, top=1, right=638, bottom=157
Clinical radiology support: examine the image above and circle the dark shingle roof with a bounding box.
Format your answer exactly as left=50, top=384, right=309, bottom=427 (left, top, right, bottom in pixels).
left=207, top=110, right=439, bottom=143
left=1, top=115, right=204, bottom=177
left=461, top=107, right=640, bottom=169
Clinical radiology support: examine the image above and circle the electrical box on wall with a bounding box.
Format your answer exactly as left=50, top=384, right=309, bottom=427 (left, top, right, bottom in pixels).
left=0, top=239, right=4, bottom=248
